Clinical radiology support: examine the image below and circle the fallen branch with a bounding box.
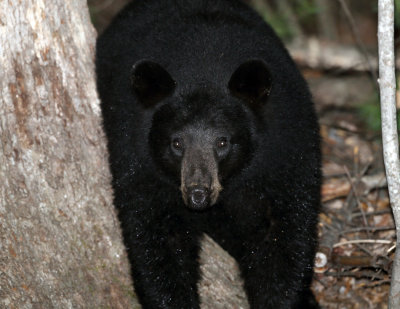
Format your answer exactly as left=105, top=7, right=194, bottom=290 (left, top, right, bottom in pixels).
left=288, top=39, right=400, bottom=71
left=322, top=172, right=387, bottom=202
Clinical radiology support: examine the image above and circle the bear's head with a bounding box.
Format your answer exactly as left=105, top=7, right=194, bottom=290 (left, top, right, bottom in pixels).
left=131, top=59, right=272, bottom=209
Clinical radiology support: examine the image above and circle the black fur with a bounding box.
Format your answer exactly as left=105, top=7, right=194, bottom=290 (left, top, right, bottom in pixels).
left=96, top=0, right=321, bottom=308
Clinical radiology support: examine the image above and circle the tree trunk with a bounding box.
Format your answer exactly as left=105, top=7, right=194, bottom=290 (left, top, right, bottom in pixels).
left=0, top=1, right=248, bottom=308
left=378, top=1, right=400, bottom=308
left=0, top=1, right=137, bottom=307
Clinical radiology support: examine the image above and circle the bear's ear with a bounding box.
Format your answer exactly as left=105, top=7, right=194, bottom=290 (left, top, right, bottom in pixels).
left=131, top=60, right=176, bottom=107
left=228, top=59, right=272, bottom=107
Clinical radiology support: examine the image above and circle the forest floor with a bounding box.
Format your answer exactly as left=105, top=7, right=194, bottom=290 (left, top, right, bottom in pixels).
left=308, top=71, right=393, bottom=309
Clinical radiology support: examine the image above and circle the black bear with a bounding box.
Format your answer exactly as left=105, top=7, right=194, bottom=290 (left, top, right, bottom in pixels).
left=96, top=0, right=321, bottom=308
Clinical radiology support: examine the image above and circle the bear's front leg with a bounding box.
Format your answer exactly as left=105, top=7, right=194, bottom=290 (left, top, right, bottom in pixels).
left=118, top=204, right=202, bottom=309
left=233, top=204, right=318, bottom=309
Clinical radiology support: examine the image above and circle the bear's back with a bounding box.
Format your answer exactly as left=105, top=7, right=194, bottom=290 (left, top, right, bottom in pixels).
left=96, top=0, right=294, bottom=90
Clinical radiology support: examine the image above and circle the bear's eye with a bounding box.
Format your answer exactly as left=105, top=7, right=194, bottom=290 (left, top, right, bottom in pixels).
left=216, top=137, right=228, bottom=148
left=171, top=138, right=183, bottom=151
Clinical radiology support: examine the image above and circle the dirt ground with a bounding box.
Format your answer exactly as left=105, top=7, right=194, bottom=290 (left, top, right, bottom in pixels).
left=308, top=72, right=393, bottom=309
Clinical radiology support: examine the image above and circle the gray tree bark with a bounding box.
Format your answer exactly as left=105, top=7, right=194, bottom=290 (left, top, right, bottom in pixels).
left=0, top=1, right=247, bottom=308
left=377, top=0, right=400, bottom=308
left=0, top=0, right=137, bottom=307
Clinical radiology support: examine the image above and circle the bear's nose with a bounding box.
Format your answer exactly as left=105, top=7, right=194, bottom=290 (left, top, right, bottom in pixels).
left=188, top=186, right=210, bottom=209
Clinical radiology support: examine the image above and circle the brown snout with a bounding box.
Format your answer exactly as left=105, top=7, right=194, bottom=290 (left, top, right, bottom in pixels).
left=181, top=180, right=222, bottom=209
left=180, top=147, right=222, bottom=209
